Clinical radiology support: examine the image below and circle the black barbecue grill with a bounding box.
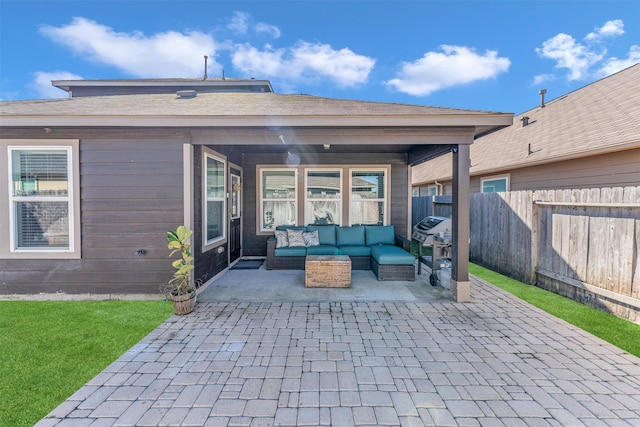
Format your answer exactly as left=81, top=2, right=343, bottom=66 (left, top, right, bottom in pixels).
left=412, top=216, right=451, bottom=245
left=412, top=216, right=452, bottom=286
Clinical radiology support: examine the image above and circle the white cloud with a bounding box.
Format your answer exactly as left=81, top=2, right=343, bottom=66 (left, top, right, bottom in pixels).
left=597, top=45, right=640, bottom=76
left=40, top=17, right=219, bottom=78
left=532, top=73, right=556, bottom=86
left=585, top=19, right=624, bottom=41
left=228, top=12, right=280, bottom=39
left=536, top=19, right=631, bottom=81
left=231, top=41, right=375, bottom=87
left=35, top=14, right=367, bottom=93
left=227, top=11, right=249, bottom=34
left=536, top=33, right=603, bottom=80
left=255, top=22, right=281, bottom=39
left=385, top=45, right=510, bottom=96
left=232, top=44, right=286, bottom=76
left=31, top=71, right=83, bottom=99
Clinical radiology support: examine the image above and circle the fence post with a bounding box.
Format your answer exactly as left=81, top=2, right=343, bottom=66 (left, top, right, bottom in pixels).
left=531, top=199, right=539, bottom=285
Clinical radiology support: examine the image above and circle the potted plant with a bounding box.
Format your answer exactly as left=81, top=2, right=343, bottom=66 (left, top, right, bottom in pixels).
left=163, top=225, right=197, bottom=315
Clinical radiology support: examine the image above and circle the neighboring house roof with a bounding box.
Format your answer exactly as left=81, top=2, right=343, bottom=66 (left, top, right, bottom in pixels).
left=0, top=91, right=511, bottom=134
left=412, top=63, right=640, bottom=185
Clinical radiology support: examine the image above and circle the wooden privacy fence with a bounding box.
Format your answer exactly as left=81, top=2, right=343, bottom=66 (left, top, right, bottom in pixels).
left=411, top=195, right=452, bottom=226
left=468, top=186, right=640, bottom=322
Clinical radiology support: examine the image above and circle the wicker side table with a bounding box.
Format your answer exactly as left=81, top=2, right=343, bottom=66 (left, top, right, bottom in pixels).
left=305, top=255, right=352, bottom=288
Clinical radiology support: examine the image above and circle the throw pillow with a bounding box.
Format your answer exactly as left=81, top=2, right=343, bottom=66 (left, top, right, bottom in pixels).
left=303, top=230, right=320, bottom=247
left=287, top=229, right=306, bottom=247
left=274, top=230, right=289, bottom=248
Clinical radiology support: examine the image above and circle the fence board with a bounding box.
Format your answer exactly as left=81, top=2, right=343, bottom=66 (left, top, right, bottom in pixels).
left=617, top=218, right=636, bottom=296
left=626, top=187, right=640, bottom=300
left=458, top=185, right=640, bottom=321
left=576, top=189, right=591, bottom=280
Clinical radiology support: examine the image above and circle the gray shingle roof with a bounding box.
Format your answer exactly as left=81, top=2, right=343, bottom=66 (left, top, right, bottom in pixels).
left=1, top=92, right=500, bottom=117
left=412, top=63, right=640, bottom=184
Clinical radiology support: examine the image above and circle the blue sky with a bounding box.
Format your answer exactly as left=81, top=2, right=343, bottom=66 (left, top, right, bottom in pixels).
left=1, top=0, right=638, bottom=114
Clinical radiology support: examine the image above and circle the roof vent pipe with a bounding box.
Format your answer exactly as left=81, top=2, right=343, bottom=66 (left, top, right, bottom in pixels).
left=203, top=55, right=208, bottom=80
left=539, top=89, right=547, bottom=107
left=521, top=116, right=530, bottom=127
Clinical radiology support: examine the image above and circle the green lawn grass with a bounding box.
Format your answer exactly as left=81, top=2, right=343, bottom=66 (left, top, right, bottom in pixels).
left=469, top=263, right=640, bottom=358
left=0, top=300, right=173, bottom=427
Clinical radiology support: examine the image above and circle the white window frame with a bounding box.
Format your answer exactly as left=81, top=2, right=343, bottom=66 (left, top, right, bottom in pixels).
left=1, top=140, right=80, bottom=259
left=258, top=167, right=298, bottom=232
left=230, top=172, right=241, bottom=220
left=427, top=185, right=438, bottom=196
left=481, top=174, right=510, bottom=193
left=304, top=168, right=342, bottom=226
left=202, top=150, right=227, bottom=251
left=349, top=167, right=389, bottom=226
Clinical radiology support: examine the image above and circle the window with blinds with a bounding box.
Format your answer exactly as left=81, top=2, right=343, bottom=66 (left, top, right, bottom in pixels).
left=9, top=148, right=72, bottom=250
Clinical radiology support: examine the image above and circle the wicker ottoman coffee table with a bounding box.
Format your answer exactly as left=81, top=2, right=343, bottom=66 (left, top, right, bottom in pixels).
left=305, top=255, right=352, bottom=288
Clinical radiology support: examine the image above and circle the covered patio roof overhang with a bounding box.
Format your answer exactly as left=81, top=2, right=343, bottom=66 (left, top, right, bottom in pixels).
left=0, top=94, right=513, bottom=302
left=179, top=113, right=511, bottom=303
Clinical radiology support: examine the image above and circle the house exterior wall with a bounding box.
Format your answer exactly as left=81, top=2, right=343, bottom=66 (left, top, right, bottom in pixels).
left=498, top=148, right=640, bottom=191
left=241, top=152, right=410, bottom=257
left=414, top=147, right=640, bottom=195
left=0, top=133, right=187, bottom=295
left=1, top=133, right=413, bottom=296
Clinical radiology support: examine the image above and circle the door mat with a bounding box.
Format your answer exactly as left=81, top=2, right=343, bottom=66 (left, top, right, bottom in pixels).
left=230, top=259, right=264, bottom=270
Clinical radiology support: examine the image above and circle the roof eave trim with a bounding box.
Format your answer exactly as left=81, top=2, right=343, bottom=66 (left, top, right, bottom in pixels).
left=0, top=114, right=513, bottom=129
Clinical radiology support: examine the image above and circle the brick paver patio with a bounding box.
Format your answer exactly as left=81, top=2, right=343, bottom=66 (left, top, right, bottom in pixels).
left=36, top=276, right=640, bottom=426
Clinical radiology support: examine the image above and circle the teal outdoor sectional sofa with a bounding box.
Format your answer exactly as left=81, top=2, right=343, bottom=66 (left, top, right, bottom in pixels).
left=266, top=224, right=416, bottom=281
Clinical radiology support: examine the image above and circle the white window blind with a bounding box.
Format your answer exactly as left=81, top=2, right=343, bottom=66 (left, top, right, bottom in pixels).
left=9, top=148, right=72, bottom=250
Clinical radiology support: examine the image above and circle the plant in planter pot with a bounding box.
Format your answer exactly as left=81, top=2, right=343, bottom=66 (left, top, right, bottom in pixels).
left=163, top=225, right=198, bottom=315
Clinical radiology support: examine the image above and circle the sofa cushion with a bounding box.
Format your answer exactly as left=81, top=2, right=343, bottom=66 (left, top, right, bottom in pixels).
left=274, top=230, right=289, bottom=248
left=370, top=245, right=416, bottom=265
left=306, top=245, right=340, bottom=255
left=306, top=224, right=337, bottom=246
left=338, top=245, right=372, bottom=257
left=365, top=225, right=395, bottom=246
left=287, top=229, right=306, bottom=247
left=303, top=230, right=320, bottom=247
left=274, top=247, right=307, bottom=257
left=336, top=226, right=365, bottom=246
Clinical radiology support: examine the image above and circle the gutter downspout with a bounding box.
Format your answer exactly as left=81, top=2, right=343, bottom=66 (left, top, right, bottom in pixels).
left=434, top=181, right=444, bottom=196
